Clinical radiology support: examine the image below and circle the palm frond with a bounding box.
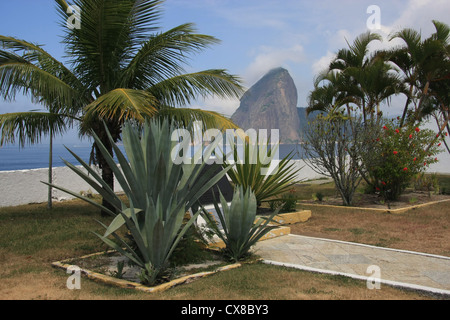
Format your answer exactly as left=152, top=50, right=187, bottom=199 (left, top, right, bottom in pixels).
left=122, top=23, right=222, bottom=88
left=156, top=106, right=238, bottom=131
left=0, top=50, right=78, bottom=109
left=84, top=88, right=159, bottom=123
left=57, top=0, right=163, bottom=91
left=0, top=111, right=68, bottom=146
left=148, top=69, right=244, bottom=107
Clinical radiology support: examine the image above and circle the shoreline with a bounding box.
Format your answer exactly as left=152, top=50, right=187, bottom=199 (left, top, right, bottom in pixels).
left=0, top=154, right=449, bottom=208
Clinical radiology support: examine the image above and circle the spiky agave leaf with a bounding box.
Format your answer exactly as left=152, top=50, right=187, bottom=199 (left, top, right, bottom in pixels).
left=45, top=118, right=233, bottom=285
left=202, top=187, right=279, bottom=262
left=222, top=133, right=301, bottom=206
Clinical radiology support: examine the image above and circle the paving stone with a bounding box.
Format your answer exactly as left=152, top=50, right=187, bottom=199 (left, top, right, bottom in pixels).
left=255, top=234, right=450, bottom=295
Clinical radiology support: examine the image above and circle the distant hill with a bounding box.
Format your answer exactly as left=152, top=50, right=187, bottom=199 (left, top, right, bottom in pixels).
left=231, top=67, right=317, bottom=143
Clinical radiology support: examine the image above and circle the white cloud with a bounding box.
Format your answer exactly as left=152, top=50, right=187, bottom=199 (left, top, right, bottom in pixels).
left=189, top=96, right=241, bottom=118
left=388, top=0, right=449, bottom=32
left=244, top=45, right=306, bottom=86
left=312, top=51, right=336, bottom=76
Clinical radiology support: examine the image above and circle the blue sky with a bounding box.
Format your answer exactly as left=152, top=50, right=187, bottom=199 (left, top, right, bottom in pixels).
left=0, top=0, right=449, bottom=144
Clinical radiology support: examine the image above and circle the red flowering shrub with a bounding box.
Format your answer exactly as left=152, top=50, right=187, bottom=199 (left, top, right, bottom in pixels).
left=367, top=120, right=442, bottom=201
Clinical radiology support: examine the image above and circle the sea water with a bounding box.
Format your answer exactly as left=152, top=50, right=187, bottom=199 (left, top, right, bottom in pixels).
left=0, top=142, right=305, bottom=172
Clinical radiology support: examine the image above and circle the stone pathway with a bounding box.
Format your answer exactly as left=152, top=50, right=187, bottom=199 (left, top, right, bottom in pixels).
left=254, top=234, right=450, bottom=297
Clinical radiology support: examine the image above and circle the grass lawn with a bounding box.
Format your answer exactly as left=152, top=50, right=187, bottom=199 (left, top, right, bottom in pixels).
left=1, top=176, right=449, bottom=300
left=289, top=175, right=450, bottom=257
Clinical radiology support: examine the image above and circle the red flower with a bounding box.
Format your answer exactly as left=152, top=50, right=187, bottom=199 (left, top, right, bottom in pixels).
left=446, top=132, right=448, bottom=137
left=403, top=167, right=408, bottom=171
left=424, top=162, right=427, bottom=166
left=381, top=181, right=386, bottom=185
left=415, top=127, right=420, bottom=132
left=376, top=138, right=380, bottom=141
left=376, top=187, right=381, bottom=191
left=413, top=157, right=417, bottom=161
left=409, top=134, right=413, bottom=139
left=383, top=126, right=388, bottom=130
left=395, top=129, right=400, bottom=134
left=435, top=157, right=438, bottom=161
left=393, top=151, right=398, bottom=155
left=438, top=143, right=442, bottom=147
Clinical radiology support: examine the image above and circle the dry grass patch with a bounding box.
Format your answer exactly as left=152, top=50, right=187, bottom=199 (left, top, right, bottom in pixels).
left=291, top=202, right=450, bottom=257
left=0, top=194, right=446, bottom=300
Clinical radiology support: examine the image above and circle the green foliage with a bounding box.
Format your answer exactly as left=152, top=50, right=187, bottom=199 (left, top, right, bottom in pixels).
left=202, top=187, right=279, bottom=262
left=0, top=0, right=244, bottom=216
left=222, top=133, right=301, bottom=207
left=366, top=119, right=442, bottom=201
left=315, top=192, right=324, bottom=202
left=269, top=189, right=298, bottom=212
left=303, top=113, right=363, bottom=206
left=46, top=119, right=231, bottom=285
left=413, top=173, right=440, bottom=196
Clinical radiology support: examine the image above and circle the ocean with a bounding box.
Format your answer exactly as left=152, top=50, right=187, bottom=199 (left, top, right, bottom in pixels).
left=0, top=142, right=304, bottom=172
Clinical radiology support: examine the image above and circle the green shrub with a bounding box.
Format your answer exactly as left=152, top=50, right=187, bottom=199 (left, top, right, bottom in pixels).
left=315, top=192, right=324, bottom=202
left=413, top=173, right=440, bottom=196
left=364, top=120, right=442, bottom=201
left=269, top=189, right=298, bottom=212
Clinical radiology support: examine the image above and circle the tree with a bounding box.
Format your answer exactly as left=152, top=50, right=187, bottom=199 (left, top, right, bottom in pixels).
left=387, top=20, right=450, bottom=140
left=323, top=31, right=404, bottom=122
left=0, top=0, right=244, bottom=214
left=0, top=110, right=71, bottom=209
left=303, top=112, right=363, bottom=206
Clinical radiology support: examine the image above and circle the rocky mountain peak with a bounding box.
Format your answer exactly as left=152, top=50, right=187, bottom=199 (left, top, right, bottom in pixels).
left=231, top=67, right=302, bottom=143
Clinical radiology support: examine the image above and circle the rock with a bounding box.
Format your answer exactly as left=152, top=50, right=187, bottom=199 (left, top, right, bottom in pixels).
left=231, top=67, right=302, bottom=143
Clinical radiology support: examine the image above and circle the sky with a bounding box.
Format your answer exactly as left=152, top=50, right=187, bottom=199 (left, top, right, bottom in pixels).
left=0, top=0, right=449, bottom=144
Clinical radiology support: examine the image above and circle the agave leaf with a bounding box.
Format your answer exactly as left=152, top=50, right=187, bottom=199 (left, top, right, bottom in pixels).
left=163, top=208, right=202, bottom=268
left=41, top=181, right=117, bottom=217
left=93, top=231, right=144, bottom=268
left=205, top=186, right=280, bottom=261
left=60, top=158, right=121, bottom=210
left=104, top=208, right=143, bottom=238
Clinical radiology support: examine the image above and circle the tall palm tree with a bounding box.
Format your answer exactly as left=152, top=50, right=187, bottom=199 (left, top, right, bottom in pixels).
left=387, top=20, right=450, bottom=129
left=328, top=31, right=383, bottom=122
left=0, top=0, right=244, bottom=214
left=309, top=31, right=404, bottom=122
left=0, top=109, right=70, bottom=209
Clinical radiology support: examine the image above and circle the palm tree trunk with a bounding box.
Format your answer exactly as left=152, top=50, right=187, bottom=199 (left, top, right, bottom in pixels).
left=48, top=132, right=53, bottom=209
left=100, top=158, right=115, bottom=217
left=96, top=137, right=115, bottom=217
left=94, top=121, right=117, bottom=217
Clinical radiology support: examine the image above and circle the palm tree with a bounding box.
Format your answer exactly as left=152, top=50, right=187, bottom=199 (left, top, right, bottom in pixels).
left=309, top=31, right=404, bottom=122
left=387, top=20, right=450, bottom=129
left=328, top=31, right=406, bottom=122
left=307, top=69, right=360, bottom=117
left=0, top=109, right=70, bottom=209
left=328, top=31, right=382, bottom=122
left=0, top=0, right=244, bottom=214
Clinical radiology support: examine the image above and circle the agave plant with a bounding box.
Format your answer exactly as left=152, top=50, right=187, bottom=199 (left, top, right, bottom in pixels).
left=202, top=187, right=280, bottom=262
left=222, top=134, right=302, bottom=207
left=45, top=118, right=231, bottom=285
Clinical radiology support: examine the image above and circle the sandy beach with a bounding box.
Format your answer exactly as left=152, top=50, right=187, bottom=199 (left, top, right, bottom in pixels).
left=0, top=154, right=448, bottom=208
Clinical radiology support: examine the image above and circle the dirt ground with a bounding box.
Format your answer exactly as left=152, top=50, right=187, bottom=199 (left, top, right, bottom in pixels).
left=291, top=199, right=450, bottom=257
left=301, top=190, right=450, bottom=210
left=1, top=193, right=449, bottom=300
